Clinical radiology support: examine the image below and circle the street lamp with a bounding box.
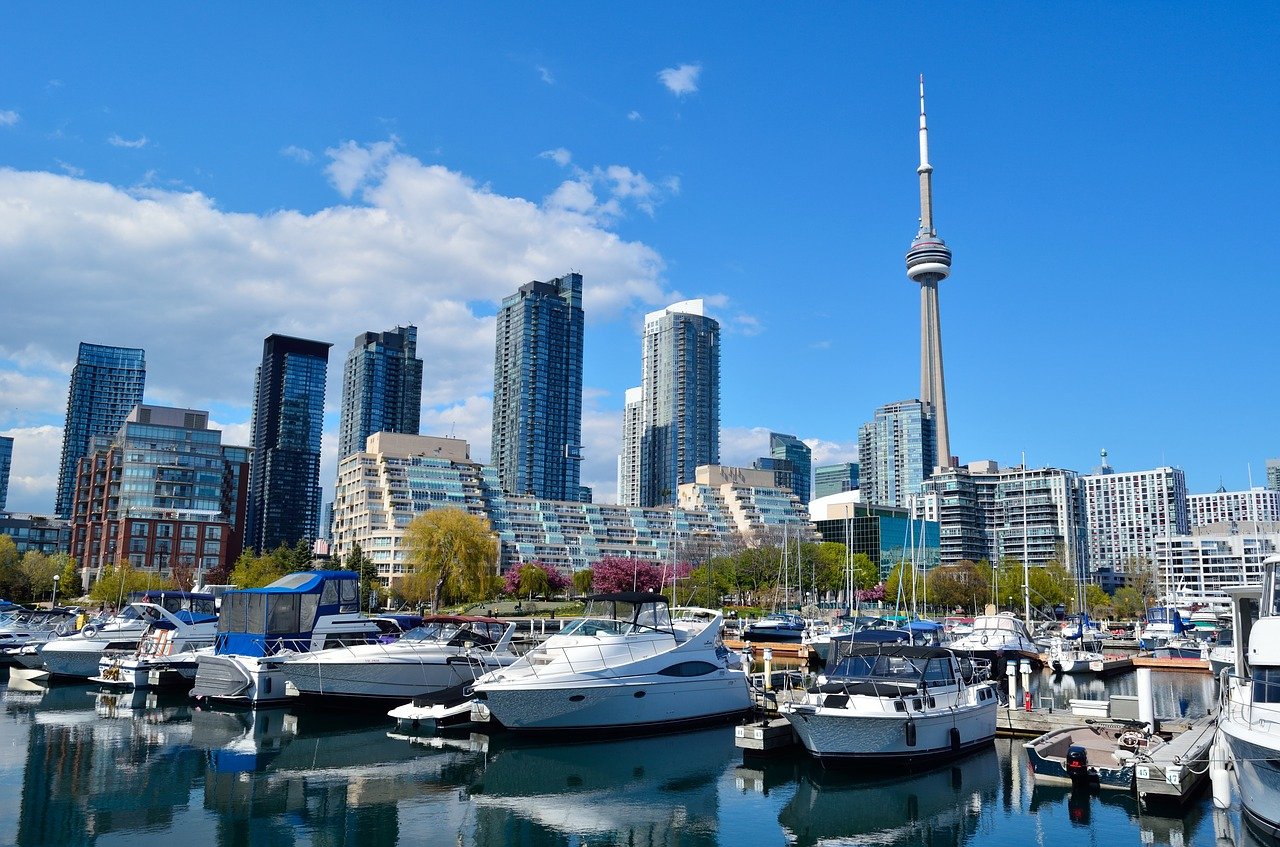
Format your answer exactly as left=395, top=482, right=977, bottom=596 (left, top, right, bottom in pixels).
left=52, top=574, right=61, bottom=609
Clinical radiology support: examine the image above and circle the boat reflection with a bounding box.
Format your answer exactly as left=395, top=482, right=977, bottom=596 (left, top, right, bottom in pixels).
left=775, top=747, right=1000, bottom=847
left=1028, top=780, right=1207, bottom=845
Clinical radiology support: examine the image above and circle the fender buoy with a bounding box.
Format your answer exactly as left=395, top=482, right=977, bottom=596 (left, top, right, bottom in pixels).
left=81, top=624, right=99, bottom=639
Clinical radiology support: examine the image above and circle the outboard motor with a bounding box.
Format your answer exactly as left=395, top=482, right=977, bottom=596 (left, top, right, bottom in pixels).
left=1066, top=744, right=1090, bottom=784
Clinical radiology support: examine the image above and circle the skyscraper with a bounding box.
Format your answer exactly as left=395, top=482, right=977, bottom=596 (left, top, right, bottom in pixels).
left=1082, top=464, right=1188, bottom=576
left=55, top=342, right=146, bottom=518
left=858, top=399, right=936, bottom=509
left=635, top=300, right=720, bottom=507
left=770, top=432, right=812, bottom=505
left=905, top=76, right=954, bottom=470
left=337, top=325, right=423, bottom=460
left=247, top=334, right=332, bottom=553
left=814, top=462, right=859, bottom=499
left=0, top=435, right=12, bottom=511
left=491, top=273, right=584, bottom=500
left=618, top=386, right=643, bottom=506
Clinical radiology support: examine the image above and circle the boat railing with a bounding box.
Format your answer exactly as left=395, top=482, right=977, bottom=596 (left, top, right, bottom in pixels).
left=512, top=634, right=666, bottom=681
left=1219, top=670, right=1280, bottom=730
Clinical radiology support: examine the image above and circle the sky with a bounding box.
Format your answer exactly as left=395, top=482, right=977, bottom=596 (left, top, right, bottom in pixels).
left=1, top=4, right=1278, bottom=514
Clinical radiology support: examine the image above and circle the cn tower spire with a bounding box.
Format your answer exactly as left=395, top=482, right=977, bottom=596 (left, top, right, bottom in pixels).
left=905, top=75, right=953, bottom=471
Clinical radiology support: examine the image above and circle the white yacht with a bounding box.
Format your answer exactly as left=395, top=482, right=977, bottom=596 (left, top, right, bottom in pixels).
left=948, top=612, right=1043, bottom=669
left=191, top=570, right=381, bottom=706
left=281, top=615, right=519, bottom=706
left=780, top=643, right=998, bottom=765
left=1216, top=559, right=1280, bottom=838
left=1047, top=635, right=1105, bottom=675
left=92, top=599, right=221, bottom=689
left=0, top=608, right=77, bottom=662
left=470, top=593, right=751, bottom=733
left=39, top=592, right=216, bottom=680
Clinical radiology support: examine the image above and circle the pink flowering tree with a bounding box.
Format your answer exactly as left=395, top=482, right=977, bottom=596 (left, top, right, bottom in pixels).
left=589, top=555, right=692, bottom=594
left=855, top=583, right=886, bottom=603
left=503, top=562, right=571, bottom=599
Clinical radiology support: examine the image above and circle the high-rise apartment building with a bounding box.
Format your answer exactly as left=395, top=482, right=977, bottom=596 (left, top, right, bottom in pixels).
left=918, top=460, right=1002, bottom=565
left=858, top=399, right=936, bottom=509
left=631, top=300, right=720, bottom=507
left=491, top=274, right=584, bottom=501
left=617, top=387, right=643, bottom=506
left=1153, top=524, right=1280, bottom=610
left=55, top=343, right=146, bottom=518
left=247, top=334, right=332, bottom=553
left=994, top=465, right=1087, bottom=571
left=0, top=435, right=12, bottom=511
left=770, top=432, right=812, bottom=505
left=1082, top=465, right=1188, bottom=575
left=814, top=462, right=859, bottom=499
left=1188, top=487, right=1280, bottom=528
left=69, top=405, right=249, bottom=580
left=337, top=325, right=423, bottom=461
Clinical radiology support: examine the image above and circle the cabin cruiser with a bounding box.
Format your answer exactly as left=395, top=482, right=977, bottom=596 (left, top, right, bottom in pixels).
left=1215, top=559, right=1280, bottom=837
left=1047, top=635, right=1105, bottom=675
left=92, top=599, right=220, bottom=689
left=191, top=570, right=381, bottom=706
left=1139, top=605, right=1189, bottom=651
left=780, top=642, right=998, bottom=765
left=281, top=615, right=519, bottom=706
left=470, top=593, right=750, bottom=733
left=743, top=612, right=808, bottom=643
left=37, top=592, right=216, bottom=680
left=0, top=608, right=78, bottom=663
left=948, top=612, right=1043, bottom=669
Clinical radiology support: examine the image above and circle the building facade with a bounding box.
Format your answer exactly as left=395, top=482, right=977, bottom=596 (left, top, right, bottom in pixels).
left=0, top=513, right=70, bottom=556
left=814, top=462, right=859, bottom=499
left=1267, top=459, right=1280, bottom=492
left=1188, top=487, right=1280, bottom=528
left=617, top=386, right=644, bottom=507
left=247, top=334, right=332, bottom=553
left=634, top=300, right=720, bottom=507
left=337, top=325, right=423, bottom=461
left=993, top=466, right=1086, bottom=571
left=0, top=435, right=11, bottom=512
left=857, top=399, right=936, bottom=509
left=69, top=405, right=249, bottom=582
left=1152, top=523, right=1280, bottom=609
left=332, top=433, right=807, bottom=585
left=491, top=274, right=584, bottom=501
left=1082, top=465, right=1188, bottom=576
left=918, top=460, right=1001, bottom=565
left=769, top=432, right=812, bottom=505
left=809, top=493, right=941, bottom=581
left=55, top=343, right=146, bottom=518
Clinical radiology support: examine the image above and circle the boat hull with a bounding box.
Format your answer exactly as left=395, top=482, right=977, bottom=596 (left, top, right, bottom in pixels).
left=1220, top=716, right=1280, bottom=835
left=41, top=641, right=135, bottom=680
left=478, top=672, right=751, bottom=733
left=192, top=654, right=290, bottom=705
left=283, top=654, right=503, bottom=704
left=784, top=700, right=997, bottom=765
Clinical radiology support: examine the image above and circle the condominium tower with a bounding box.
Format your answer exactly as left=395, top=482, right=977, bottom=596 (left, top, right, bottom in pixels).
left=623, top=299, right=720, bottom=507
left=247, top=334, right=332, bottom=553
left=491, top=274, right=584, bottom=500
left=814, top=462, right=859, bottom=499
left=55, top=342, right=146, bottom=518
left=337, top=325, right=423, bottom=461
left=0, top=435, right=11, bottom=511
left=858, top=399, right=936, bottom=509
left=1082, top=464, right=1188, bottom=574
left=770, top=432, right=812, bottom=505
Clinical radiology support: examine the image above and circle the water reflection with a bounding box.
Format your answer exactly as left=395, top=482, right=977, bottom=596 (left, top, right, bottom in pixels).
left=776, top=747, right=1000, bottom=847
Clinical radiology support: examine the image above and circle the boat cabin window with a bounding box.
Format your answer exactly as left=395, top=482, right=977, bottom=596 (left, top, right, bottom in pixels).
left=340, top=578, right=359, bottom=611
left=1253, top=668, right=1280, bottom=704
left=577, top=599, right=672, bottom=634
left=1264, top=567, right=1279, bottom=617
left=658, top=661, right=718, bottom=677
left=921, top=658, right=955, bottom=687
left=829, top=653, right=925, bottom=682
left=266, top=595, right=301, bottom=635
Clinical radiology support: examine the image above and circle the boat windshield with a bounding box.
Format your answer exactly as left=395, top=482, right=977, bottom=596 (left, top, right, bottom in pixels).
left=562, top=599, right=672, bottom=636
left=826, top=652, right=955, bottom=687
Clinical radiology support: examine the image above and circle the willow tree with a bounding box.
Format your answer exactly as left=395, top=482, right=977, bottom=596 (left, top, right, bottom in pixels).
left=401, top=508, right=497, bottom=612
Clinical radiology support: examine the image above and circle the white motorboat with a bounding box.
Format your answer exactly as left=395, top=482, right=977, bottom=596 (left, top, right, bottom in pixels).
left=191, top=570, right=382, bottom=706
left=948, top=612, right=1043, bottom=669
left=0, top=608, right=78, bottom=662
left=1209, top=628, right=1236, bottom=677
left=780, top=643, right=999, bottom=765
left=1215, top=561, right=1280, bottom=837
left=92, top=600, right=220, bottom=689
left=282, top=615, right=519, bottom=706
left=1048, top=636, right=1105, bottom=675
left=40, top=592, right=216, bottom=680
left=470, top=593, right=751, bottom=733
left=1139, top=605, right=1189, bottom=651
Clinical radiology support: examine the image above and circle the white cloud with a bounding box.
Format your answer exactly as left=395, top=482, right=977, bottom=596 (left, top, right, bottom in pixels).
left=0, top=111, right=19, bottom=127
left=108, top=133, right=148, bottom=149
left=719, top=426, right=771, bottom=468
left=536, top=65, right=554, bottom=85
left=658, top=63, right=701, bottom=97
left=0, top=146, right=674, bottom=510
left=627, top=111, right=642, bottom=122
left=1, top=425, right=62, bottom=513
left=545, top=162, right=676, bottom=221
left=55, top=160, right=84, bottom=177
left=805, top=437, right=859, bottom=467
left=281, top=145, right=314, bottom=164
left=539, top=147, right=572, bottom=167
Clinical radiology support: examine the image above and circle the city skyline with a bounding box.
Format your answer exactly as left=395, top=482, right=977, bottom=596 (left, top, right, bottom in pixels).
left=1, top=7, right=1278, bottom=513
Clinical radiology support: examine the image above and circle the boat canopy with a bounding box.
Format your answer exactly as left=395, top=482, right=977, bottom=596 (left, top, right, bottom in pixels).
left=214, top=571, right=364, bottom=656
left=822, top=643, right=963, bottom=691
left=577, top=593, right=673, bottom=634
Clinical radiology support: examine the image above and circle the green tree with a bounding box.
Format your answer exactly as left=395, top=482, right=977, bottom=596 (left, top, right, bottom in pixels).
left=928, top=560, right=991, bottom=615
left=807, top=542, right=848, bottom=595
left=850, top=553, right=880, bottom=595
left=401, top=508, right=497, bottom=611
left=229, top=547, right=295, bottom=588
left=20, top=551, right=61, bottom=603
left=289, top=539, right=314, bottom=570
left=1112, top=586, right=1145, bottom=620
left=572, top=568, right=593, bottom=596
left=1123, top=557, right=1159, bottom=606
left=58, top=556, right=81, bottom=602
left=1028, top=559, right=1073, bottom=611
left=0, top=535, right=18, bottom=569
left=88, top=563, right=177, bottom=605
left=994, top=558, right=1027, bottom=612
left=346, top=542, right=379, bottom=608
left=514, top=563, right=550, bottom=599
left=1084, top=584, right=1113, bottom=619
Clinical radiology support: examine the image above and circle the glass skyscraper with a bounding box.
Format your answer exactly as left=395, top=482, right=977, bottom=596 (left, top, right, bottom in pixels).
left=636, top=300, right=720, bottom=507
left=337, top=325, right=423, bottom=460
left=248, top=334, right=332, bottom=553
left=814, top=462, right=859, bottom=499
left=857, top=399, right=936, bottom=509
left=770, top=432, right=812, bottom=505
left=55, top=342, right=146, bottom=518
left=491, top=274, right=584, bottom=501
left=0, top=435, right=12, bottom=511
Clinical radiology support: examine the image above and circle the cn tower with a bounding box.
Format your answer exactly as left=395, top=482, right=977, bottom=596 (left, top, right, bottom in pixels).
left=905, top=75, right=953, bottom=470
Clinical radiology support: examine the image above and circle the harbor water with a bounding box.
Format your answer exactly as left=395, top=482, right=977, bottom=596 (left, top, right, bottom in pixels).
left=0, top=668, right=1268, bottom=846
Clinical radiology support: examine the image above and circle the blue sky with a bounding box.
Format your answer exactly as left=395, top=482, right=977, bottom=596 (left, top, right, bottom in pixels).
left=1, top=4, right=1277, bottom=513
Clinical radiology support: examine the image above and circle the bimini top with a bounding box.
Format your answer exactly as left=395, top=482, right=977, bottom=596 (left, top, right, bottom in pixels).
left=582, top=592, right=670, bottom=606
left=237, top=570, right=358, bottom=594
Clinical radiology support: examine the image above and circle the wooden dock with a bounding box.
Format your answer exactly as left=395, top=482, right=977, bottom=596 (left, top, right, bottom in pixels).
left=724, top=639, right=810, bottom=660
left=1131, top=655, right=1211, bottom=674
left=1134, top=715, right=1216, bottom=807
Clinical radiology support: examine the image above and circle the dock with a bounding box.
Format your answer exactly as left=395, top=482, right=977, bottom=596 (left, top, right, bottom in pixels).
left=724, top=639, right=810, bottom=660
left=1134, top=715, right=1216, bottom=807
left=1089, top=656, right=1133, bottom=676
left=1131, top=655, right=1211, bottom=674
